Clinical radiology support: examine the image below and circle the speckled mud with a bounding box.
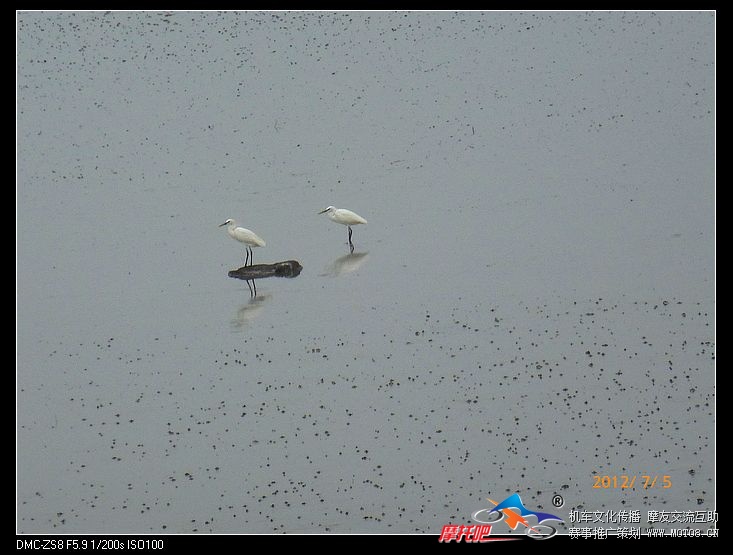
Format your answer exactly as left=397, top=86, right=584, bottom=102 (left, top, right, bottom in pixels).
left=18, top=11, right=714, bottom=534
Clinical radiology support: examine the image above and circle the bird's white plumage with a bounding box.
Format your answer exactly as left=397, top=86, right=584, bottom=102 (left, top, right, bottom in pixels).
left=318, top=206, right=367, bottom=226
left=219, top=218, right=266, bottom=247
left=220, top=218, right=266, bottom=267
left=318, top=205, right=367, bottom=252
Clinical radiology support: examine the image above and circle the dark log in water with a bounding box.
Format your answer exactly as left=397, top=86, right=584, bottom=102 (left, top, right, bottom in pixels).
left=228, top=260, right=303, bottom=280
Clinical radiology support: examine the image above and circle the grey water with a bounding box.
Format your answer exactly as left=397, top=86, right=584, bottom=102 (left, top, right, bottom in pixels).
left=17, top=11, right=714, bottom=534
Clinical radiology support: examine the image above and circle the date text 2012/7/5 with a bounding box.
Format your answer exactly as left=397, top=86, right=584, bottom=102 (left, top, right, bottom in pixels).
left=592, top=475, right=672, bottom=489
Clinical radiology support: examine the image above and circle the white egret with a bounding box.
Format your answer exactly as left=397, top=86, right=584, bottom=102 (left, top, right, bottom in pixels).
left=219, top=218, right=266, bottom=266
left=318, top=206, right=367, bottom=251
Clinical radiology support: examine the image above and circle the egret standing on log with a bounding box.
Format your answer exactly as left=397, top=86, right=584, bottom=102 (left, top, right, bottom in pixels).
left=318, top=206, right=367, bottom=252
left=219, top=218, right=266, bottom=266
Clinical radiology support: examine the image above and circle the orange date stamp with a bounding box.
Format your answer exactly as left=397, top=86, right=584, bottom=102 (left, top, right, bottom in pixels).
left=592, top=475, right=672, bottom=490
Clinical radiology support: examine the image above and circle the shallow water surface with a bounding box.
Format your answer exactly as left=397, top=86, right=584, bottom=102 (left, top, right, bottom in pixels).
left=17, top=11, right=714, bottom=534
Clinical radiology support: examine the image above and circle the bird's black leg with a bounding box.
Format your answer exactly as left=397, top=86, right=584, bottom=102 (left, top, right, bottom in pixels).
left=252, top=279, right=257, bottom=297
left=246, top=279, right=254, bottom=297
left=348, top=226, right=354, bottom=251
left=245, top=247, right=251, bottom=267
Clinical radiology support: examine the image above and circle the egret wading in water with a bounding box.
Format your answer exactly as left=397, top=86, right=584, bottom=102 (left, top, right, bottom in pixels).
left=219, top=218, right=266, bottom=267
left=318, top=206, right=367, bottom=252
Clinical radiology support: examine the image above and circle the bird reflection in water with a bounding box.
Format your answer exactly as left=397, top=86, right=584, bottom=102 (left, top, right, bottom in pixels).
left=232, top=275, right=258, bottom=297
left=230, top=292, right=271, bottom=330
left=323, top=252, right=369, bottom=277
left=245, top=278, right=256, bottom=298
